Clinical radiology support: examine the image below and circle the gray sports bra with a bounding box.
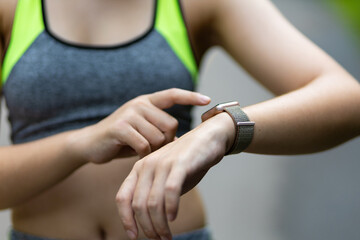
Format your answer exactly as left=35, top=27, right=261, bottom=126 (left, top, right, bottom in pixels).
left=1, top=0, right=198, bottom=144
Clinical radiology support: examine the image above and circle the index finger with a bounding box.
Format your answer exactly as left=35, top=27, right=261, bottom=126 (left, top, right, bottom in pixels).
left=149, top=88, right=211, bottom=109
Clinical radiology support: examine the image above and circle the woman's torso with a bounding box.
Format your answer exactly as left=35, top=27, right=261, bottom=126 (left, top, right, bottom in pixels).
left=0, top=0, right=213, bottom=239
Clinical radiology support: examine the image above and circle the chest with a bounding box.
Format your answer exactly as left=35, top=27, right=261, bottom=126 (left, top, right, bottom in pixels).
left=2, top=0, right=197, bottom=143
left=2, top=0, right=208, bottom=57
left=43, top=0, right=155, bottom=46
left=4, top=30, right=194, bottom=121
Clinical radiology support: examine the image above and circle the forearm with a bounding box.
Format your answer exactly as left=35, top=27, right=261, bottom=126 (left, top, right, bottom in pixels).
left=0, top=130, right=86, bottom=209
left=243, top=72, right=360, bottom=154
left=117, top=79, right=359, bottom=239
left=0, top=89, right=211, bottom=209
left=207, top=0, right=360, bottom=155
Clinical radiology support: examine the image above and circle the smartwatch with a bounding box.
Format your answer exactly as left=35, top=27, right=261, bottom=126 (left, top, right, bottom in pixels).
left=201, top=101, right=255, bottom=155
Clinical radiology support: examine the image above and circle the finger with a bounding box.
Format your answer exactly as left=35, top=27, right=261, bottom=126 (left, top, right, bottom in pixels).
left=114, top=122, right=151, bottom=158
left=164, top=164, right=187, bottom=222
left=134, top=116, right=167, bottom=151
left=148, top=163, right=172, bottom=240
left=142, top=106, right=178, bottom=144
left=132, top=161, right=160, bottom=239
left=116, top=169, right=139, bottom=240
left=149, top=88, right=211, bottom=109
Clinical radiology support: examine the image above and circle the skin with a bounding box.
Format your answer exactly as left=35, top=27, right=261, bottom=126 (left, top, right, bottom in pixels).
left=0, top=0, right=359, bottom=240
left=116, top=0, right=360, bottom=239
left=0, top=1, right=209, bottom=239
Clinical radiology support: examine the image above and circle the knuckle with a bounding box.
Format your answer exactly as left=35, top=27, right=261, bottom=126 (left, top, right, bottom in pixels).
left=147, top=197, right=160, bottom=211
left=133, top=95, right=145, bottom=102
left=168, top=88, right=177, bottom=94
left=170, top=87, right=180, bottom=93
left=116, top=186, right=134, bottom=202
left=161, top=118, right=178, bottom=134
left=112, top=120, right=130, bottom=138
left=130, top=97, right=148, bottom=110
left=131, top=200, right=145, bottom=213
left=158, top=133, right=166, bottom=144
left=120, top=216, right=133, bottom=229
left=165, top=182, right=180, bottom=195
left=153, top=134, right=166, bottom=147
left=138, top=141, right=151, bottom=155
left=133, top=161, right=143, bottom=171
left=150, top=91, right=160, bottom=98
left=167, top=118, right=178, bottom=131
left=136, top=99, right=149, bottom=109
left=158, top=160, right=171, bottom=172
left=169, top=88, right=178, bottom=100
left=114, top=119, right=129, bottom=130
left=133, top=160, right=141, bottom=169
left=125, top=108, right=139, bottom=119
left=141, top=158, right=151, bottom=167
left=141, top=158, right=156, bottom=171
left=115, top=193, right=128, bottom=204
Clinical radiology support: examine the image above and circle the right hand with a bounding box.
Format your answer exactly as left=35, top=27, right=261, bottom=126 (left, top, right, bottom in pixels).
left=68, top=88, right=211, bottom=164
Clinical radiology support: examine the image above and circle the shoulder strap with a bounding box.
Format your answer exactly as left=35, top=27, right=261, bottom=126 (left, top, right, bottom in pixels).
left=155, top=0, right=198, bottom=83
left=2, top=0, right=44, bottom=85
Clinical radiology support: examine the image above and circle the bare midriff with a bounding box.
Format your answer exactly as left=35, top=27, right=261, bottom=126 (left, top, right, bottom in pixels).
left=5, top=1, right=206, bottom=238
left=12, top=157, right=206, bottom=239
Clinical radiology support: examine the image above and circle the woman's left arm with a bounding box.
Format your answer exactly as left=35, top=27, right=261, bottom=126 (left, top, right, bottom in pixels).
left=208, top=0, right=360, bottom=154
left=117, top=0, right=360, bottom=239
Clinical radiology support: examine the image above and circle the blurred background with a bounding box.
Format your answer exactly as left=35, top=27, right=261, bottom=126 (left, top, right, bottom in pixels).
left=1, top=0, right=359, bottom=239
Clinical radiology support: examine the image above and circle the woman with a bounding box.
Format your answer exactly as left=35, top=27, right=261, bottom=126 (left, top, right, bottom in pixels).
left=0, top=1, right=359, bottom=240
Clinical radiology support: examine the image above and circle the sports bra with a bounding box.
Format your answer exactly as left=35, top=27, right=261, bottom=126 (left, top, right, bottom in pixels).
left=1, top=0, right=198, bottom=144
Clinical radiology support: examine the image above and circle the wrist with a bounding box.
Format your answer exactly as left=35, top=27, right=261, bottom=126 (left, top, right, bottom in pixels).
left=202, top=102, right=255, bottom=154
left=199, top=112, right=236, bottom=155
left=65, top=127, right=93, bottom=165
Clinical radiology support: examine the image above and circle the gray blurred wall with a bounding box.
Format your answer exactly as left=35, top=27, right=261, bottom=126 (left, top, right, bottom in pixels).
left=1, top=0, right=360, bottom=239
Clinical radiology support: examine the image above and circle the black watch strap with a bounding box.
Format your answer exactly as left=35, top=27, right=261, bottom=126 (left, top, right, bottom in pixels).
left=224, top=105, right=255, bottom=155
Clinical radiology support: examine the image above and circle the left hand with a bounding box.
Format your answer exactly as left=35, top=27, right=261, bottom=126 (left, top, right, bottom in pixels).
left=116, top=112, right=235, bottom=240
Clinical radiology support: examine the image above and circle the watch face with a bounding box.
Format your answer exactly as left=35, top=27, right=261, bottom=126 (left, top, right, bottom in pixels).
left=201, top=101, right=239, bottom=122
left=215, top=101, right=239, bottom=111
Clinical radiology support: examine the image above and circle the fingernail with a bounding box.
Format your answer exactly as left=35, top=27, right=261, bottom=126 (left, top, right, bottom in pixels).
left=199, top=94, right=211, bottom=104
left=126, top=230, right=136, bottom=240
left=161, top=236, right=169, bottom=240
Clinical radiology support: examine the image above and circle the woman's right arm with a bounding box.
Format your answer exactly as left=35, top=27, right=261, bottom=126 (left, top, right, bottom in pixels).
left=0, top=2, right=210, bottom=210
left=0, top=131, right=88, bottom=210
left=0, top=89, right=210, bottom=210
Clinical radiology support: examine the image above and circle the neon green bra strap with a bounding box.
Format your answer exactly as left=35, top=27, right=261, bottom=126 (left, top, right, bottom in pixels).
left=155, top=0, right=198, bottom=83
left=1, top=0, right=44, bottom=85
left=1, top=0, right=197, bottom=85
